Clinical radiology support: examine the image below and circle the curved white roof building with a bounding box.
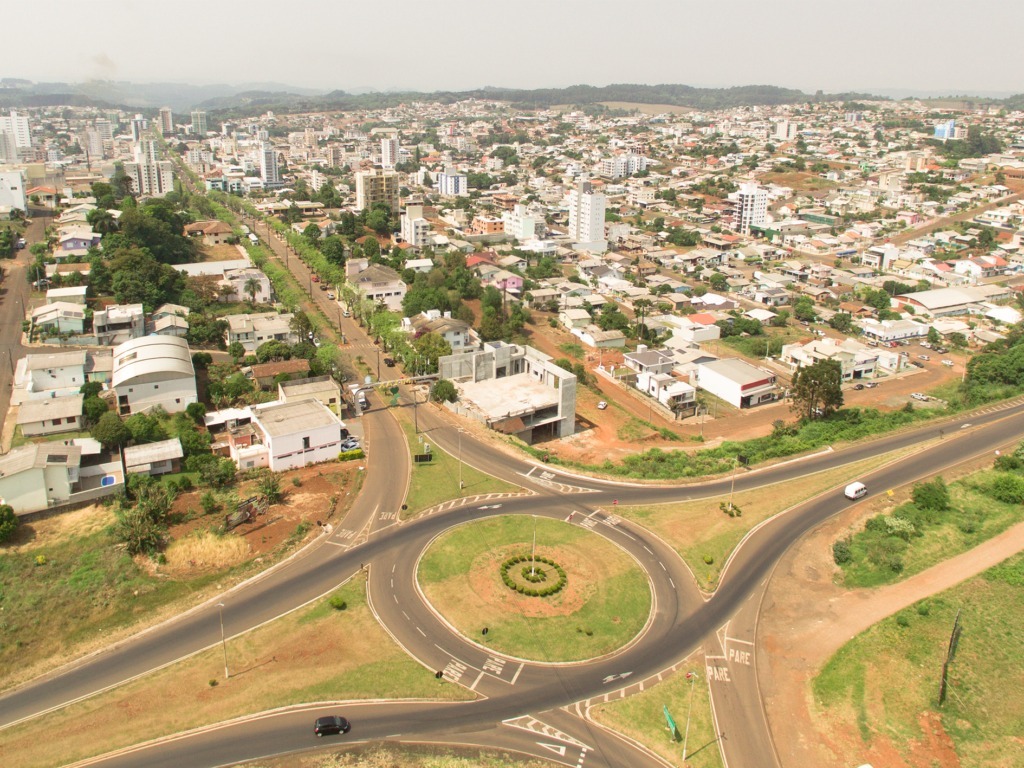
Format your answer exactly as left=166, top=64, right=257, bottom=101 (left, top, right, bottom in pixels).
left=111, top=336, right=197, bottom=415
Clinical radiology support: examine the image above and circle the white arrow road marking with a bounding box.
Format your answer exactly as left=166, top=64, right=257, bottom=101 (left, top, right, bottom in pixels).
left=537, top=742, right=567, bottom=756
left=602, top=671, right=633, bottom=684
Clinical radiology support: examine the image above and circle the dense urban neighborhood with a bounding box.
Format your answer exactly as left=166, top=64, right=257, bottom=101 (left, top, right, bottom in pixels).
left=1, top=81, right=1024, bottom=768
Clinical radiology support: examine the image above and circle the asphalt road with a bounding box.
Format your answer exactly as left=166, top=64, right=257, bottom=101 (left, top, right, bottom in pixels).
left=5, top=207, right=1024, bottom=767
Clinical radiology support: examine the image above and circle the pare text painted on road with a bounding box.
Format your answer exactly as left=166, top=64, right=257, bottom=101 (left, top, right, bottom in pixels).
left=728, top=647, right=752, bottom=665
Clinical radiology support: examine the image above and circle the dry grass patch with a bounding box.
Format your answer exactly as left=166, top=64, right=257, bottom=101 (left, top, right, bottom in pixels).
left=163, top=530, right=250, bottom=575
left=6, top=503, right=111, bottom=553
left=1, top=578, right=472, bottom=768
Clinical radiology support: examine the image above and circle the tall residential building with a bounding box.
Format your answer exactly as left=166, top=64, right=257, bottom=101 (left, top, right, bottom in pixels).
left=124, top=140, right=174, bottom=198
left=380, top=137, right=399, bottom=169
left=774, top=120, right=798, bottom=141
left=0, top=171, right=27, bottom=211
left=0, top=130, right=18, bottom=163
left=400, top=205, right=431, bottom=248
left=191, top=110, right=208, bottom=136
left=0, top=110, right=31, bottom=148
left=355, top=168, right=400, bottom=213
left=567, top=178, right=607, bottom=253
left=599, top=153, right=648, bottom=179
left=259, top=142, right=282, bottom=188
left=730, top=182, right=768, bottom=234
left=502, top=204, right=539, bottom=241
left=159, top=107, right=174, bottom=136
left=130, top=114, right=148, bottom=142
left=435, top=166, right=468, bottom=197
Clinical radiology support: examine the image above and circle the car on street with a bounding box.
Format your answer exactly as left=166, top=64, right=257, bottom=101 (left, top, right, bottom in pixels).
left=864, top=382, right=878, bottom=388
left=597, top=401, right=608, bottom=409
left=342, top=309, right=351, bottom=318
left=384, top=357, right=395, bottom=367
left=853, top=383, right=865, bottom=390
left=327, top=292, right=335, bottom=299
left=312, top=275, right=320, bottom=283
left=911, top=392, right=929, bottom=401
left=314, top=716, right=350, bottom=737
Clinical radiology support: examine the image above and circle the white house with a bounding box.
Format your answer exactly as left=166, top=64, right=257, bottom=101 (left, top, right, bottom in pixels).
left=249, top=399, right=345, bottom=472
left=224, top=313, right=298, bottom=353
left=346, top=260, right=407, bottom=312
left=0, top=441, right=123, bottom=514
left=779, top=338, right=878, bottom=382
left=220, top=267, right=273, bottom=304
left=93, top=304, right=145, bottom=345
left=123, top=438, right=184, bottom=477
left=111, top=336, right=198, bottom=415
left=636, top=371, right=697, bottom=414
left=16, top=394, right=84, bottom=437
left=695, top=358, right=777, bottom=409
left=31, top=302, right=86, bottom=336
left=24, top=350, right=88, bottom=397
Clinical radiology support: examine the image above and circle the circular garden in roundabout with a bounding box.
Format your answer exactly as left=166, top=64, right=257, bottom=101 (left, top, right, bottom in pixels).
left=417, top=515, right=652, bottom=662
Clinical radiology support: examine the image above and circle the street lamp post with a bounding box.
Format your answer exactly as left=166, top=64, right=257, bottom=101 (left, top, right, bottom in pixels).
left=216, top=603, right=229, bottom=679
left=682, top=671, right=697, bottom=762
left=728, top=458, right=738, bottom=511
left=458, top=428, right=465, bottom=490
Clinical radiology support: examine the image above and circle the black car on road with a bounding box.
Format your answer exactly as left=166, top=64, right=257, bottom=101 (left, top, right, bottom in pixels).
left=314, top=715, right=350, bottom=737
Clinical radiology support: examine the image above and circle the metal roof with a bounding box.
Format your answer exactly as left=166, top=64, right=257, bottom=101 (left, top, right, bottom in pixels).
left=111, top=336, right=195, bottom=388
left=17, top=394, right=84, bottom=424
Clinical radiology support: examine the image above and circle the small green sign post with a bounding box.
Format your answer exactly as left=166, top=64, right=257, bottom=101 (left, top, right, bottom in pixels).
left=664, top=705, right=681, bottom=741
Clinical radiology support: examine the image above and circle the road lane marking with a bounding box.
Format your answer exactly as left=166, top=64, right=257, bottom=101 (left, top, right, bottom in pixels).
left=537, top=742, right=567, bottom=756
left=470, top=670, right=485, bottom=690
left=416, top=627, right=426, bottom=637
left=510, top=662, right=525, bottom=685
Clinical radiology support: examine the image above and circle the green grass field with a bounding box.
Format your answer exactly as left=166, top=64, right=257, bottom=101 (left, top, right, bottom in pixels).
left=814, top=553, right=1024, bottom=766
left=418, top=516, right=651, bottom=661
left=591, top=657, right=723, bottom=768
left=838, top=470, right=1024, bottom=588
left=397, top=417, right=520, bottom=517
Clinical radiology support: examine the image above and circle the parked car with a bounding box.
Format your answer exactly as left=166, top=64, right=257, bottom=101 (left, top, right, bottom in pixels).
left=597, top=401, right=608, bottom=410
left=911, top=392, right=929, bottom=401
left=934, top=347, right=948, bottom=354
left=312, top=275, right=320, bottom=283
left=341, top=438, right=360, bottom=452
left=919, top=354, right=930, bottom=361
left=314, top=716, right=350, bottom=737
left=921, top=341, right=931, bottom=349
left=319, top=283, right=328, bottom=291
left=327, top=292, right=335, bottom=300
left=864, top=382, right=878, bottom=388
left=342, top=309, right=351, bottom=318
left=853, top=383, right=865, bottom=390
left=384, top=357, right=395, bottom=367
left=942, top=359, right=954, bottom=367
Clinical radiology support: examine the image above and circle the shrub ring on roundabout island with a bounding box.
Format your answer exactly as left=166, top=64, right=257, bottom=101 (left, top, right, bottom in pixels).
left=500, top=554, right=567, bottom=597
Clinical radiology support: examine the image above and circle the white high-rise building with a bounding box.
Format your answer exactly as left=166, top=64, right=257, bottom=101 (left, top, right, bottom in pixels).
left=124, top=140, right=174, bottom=198
left=774, top=121, right=798, bottom=141
left=730, top=182, right=768, bottom=234
left=0, top=171, right=27, bottom=211
left=400, top=205, right=431, bottom=248
left=259, top=142, right=281, bottom=188
left=599, top=153, right=648, bottom=179
left=191, top=111, right=208, bottom=136
left=567, top=178, right=607, bottom=253
left=159, top=107, right=174, bottom=136
left=0, top=130, right=18, bottom=163
left=380, top=137, right=398, bottom=169
left=502, top=204, right=539, bottom=241
left=435, top=166, right=468, bottom=197
left=130, top=114, right=148, bottom=142
left=0, top=110, right=31, bottom=148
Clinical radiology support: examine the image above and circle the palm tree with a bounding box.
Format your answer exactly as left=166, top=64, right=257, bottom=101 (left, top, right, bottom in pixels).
left=244, top=277, right=261, bottom=306
left=87, top=208, right=118, bottom=236
left=633, top=298, right=653, bottom=340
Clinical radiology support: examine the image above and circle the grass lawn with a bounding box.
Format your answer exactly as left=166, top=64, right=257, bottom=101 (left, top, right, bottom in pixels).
left=1, top=578, right=473, bottom=768
left=813, top=553, right=1024, bottom=767
left=418, top=516, right=651, bottom=662
left=396, top=414, right=521, bottom=518
left=617, top=450, right=913, bottom=590
left=838, top=469, right=1024, bottom=588
left=591, top=652, right=723, bottom=768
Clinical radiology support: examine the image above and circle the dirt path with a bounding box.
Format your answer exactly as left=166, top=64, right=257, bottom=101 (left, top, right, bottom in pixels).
left=757, top=504, right=1024, bottom=768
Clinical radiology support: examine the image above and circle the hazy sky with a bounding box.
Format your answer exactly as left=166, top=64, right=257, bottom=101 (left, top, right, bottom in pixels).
left=5, top=0, right=1023, bottom=96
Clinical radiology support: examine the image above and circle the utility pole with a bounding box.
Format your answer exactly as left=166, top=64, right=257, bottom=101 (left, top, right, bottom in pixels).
left=217, top=603, right=229, bottom=679
left=531, top=516, right=537, bottom=576
left=728, top=458, right=738, bottom=511
left=682, top=671, right=697, bottom=762
left=458, top=428, right=465, bottom=489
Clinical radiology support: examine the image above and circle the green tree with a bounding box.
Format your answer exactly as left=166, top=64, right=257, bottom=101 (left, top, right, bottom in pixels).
left=82, top=395, right=110, bottom=424
left=228, top=341, right=246, bottom=361
left=912, top=478, right=950, bottom=511
left=321, top=235, right=346, bottom=265
left=412, top=332, right=453, bottom=374
left=244, top=277, right=261, bottom=306
left=91, top=411, right=131, bottom=449
left=432, top=379, right=458, bottom=403
left=927, top=327, right=941, bottom=345
left=792, top=296, right=817, bottom=322
left=0, top=504, right=18, bottom=544
left=828, top=313, right=854, bottom=333
left=185, top=402, right=207, bottom=424
left=289, top=310, right=315, bottom=340
left=255, top=339, right=292, bottom=363
left=790, top=359, right=844, bottom=420
left=125, top=413, right=169, bottom=443
left=302, top=223, right=322, bottom=247
left=255, top=470, right=283, bottom=504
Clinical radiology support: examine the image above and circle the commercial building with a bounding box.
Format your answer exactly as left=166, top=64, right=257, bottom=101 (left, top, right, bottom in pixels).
left=439, top=342, right=576, bottom=442
left=259, top=142, right=282, bottom=189
left=695, top=358, right=777, bottom=409
left=111, top=336, right=198, bottom=415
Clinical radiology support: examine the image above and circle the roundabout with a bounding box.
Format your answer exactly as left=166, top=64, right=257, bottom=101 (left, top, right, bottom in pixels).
left=416, top=515, right=653, bottom=662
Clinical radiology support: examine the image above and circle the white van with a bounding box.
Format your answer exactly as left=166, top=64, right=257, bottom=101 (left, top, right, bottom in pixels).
left=844, top=481, right=867, bottom=500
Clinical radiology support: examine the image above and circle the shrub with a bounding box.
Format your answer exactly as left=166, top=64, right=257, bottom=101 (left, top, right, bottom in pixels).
left=912, top=478, right=950, bottom=511
left=883, top=516, right=917, bottom=541
left=328, top=595, right=348, bottom=611
left=201, top=492, right=220, bottom=516
left=832, top=538, right=853, bottom=565
left=0, top=504, right=18, bottom=544
left=895, top=612, right=911, bottom=628
left=291, top=477, right=302, bottom=487
left=703, top=554, right=714, bottom=565
left=987, top=473, right=1024, bottom=504
left=337, top=449, right=365, bottom=461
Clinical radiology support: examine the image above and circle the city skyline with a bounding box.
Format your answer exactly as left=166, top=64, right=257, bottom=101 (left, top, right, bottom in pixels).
left=3, top=0, right=1023, bottom=98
